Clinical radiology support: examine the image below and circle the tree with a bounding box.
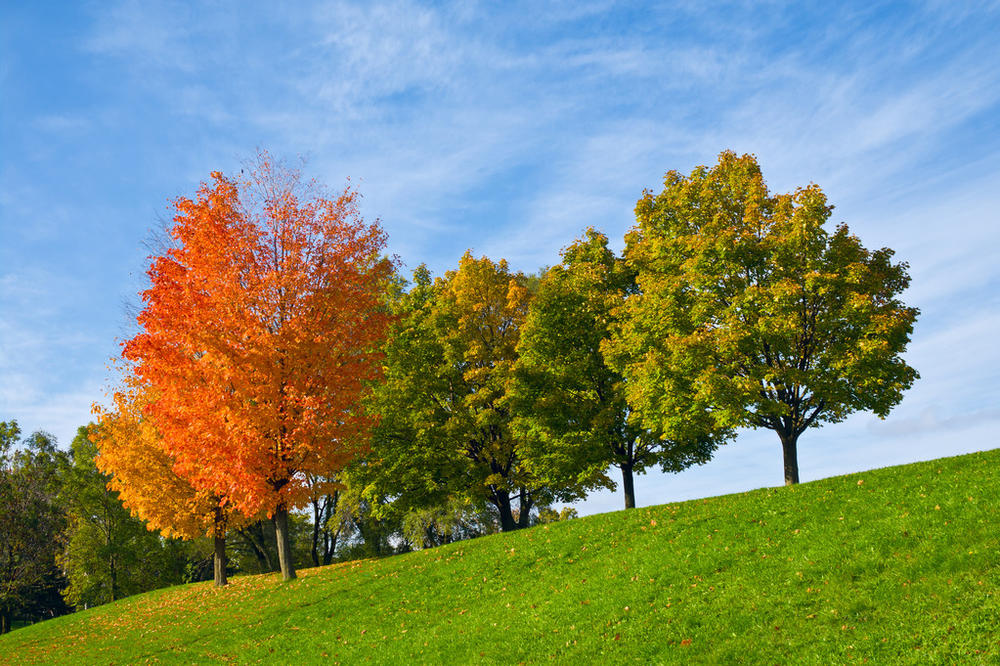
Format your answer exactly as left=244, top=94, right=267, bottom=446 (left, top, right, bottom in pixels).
left=92, top=378, right=244, bottom=586
left=0, top=421, right=17, bottom=458
left=0, top=423, right=70, bottom=633
left=305, top=473, right=342, bottom=567
left=366, top=255, right=579, bottom=532
left=514, top=229, right=723, bottom=509
left=123, top=154, right=393, bottom=580
left=400, top=497, right=498, bottom=550
left=230, top=520, right=279, bottom=574
left=60, top=427, right=186, bottom=609
left=535, top=506, right=579, bottom=524
left=609, top=151, right=918, bottom=485
left=331, top=481, right=406, bottom=559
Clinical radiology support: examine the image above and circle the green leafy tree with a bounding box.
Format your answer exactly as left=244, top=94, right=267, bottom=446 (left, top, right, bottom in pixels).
left=0, top=423, right=70, bottom=633
left=608, top=151, right=919, bottom=485
left=60, top=427, right=187, bottom=609
left=535, top=506, right=579, bottom=524
left=305, top=474, right=342, bottom=567
left=331, top=481, right=407, bottom=559
left=401, top=497, right=499, bottom=550
left=366, top=254, right=583, bottom=531
left=514, top=229, right=723, bottom=509
left=230, top=520, right=280, bottom=574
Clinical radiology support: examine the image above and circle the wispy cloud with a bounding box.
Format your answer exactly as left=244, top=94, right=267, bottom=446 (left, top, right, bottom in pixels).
left=307, top=1, right=464, bottom=114
left=83, top=0, right=200, bottom=71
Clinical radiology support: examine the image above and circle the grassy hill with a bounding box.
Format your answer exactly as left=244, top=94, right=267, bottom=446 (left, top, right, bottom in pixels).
left=2, top=449, right=998, bottom=664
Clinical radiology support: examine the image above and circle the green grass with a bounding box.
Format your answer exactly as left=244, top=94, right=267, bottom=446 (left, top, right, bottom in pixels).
left=3, top=449, right=999, bottom=664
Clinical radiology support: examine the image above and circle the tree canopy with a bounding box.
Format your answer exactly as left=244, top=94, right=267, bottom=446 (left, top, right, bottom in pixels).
left=0, top=148, right=925, bottom=624
left=0, top=423, right=69, bottom=633
left=365, top=253, right=584, bottom=531
left=514, top=228, right=722, bottom=509
left=92, top=376, right=245, bottom=586
left=122, top=154, right=393, bottom=579
left=608, top=151, right=918, bottom=484
left=60, top=428, right=186, bottom=609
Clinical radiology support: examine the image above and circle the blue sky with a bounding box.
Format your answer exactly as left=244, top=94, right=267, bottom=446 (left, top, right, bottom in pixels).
left=2, top=1, right=998, bottom=516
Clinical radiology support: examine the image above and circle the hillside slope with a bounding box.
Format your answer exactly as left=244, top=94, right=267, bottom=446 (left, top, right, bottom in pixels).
left=2, top=449, right=998, bottom=664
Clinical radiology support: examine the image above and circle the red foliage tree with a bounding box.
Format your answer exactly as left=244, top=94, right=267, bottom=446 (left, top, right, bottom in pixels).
left=124, top=154, right=393, bottom=580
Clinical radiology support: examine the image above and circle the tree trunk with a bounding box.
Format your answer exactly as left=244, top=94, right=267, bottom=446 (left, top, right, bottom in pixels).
left=324, top=526, right=338, bottom=566
left=516, top=488, right=533, bottom=529
left=213, top=534, right=228, bottom=587
left=780, top=432, right=800, bottom=485
left=620, top=462, right=636, bottom=509
left=1, top=611, right=8, bottom=634
left=494, top=491, right=517, bottom=532
left=109, top=555, right=117, bottom=603
left=237, top=523, right=276, bottom=572
left=310, top=517, right=320, bottom=568
left=212, top=507, right=228, bottom=586
left=273, top=506, right=296, bottom=581
left=106, top=514, right=118, bottom=603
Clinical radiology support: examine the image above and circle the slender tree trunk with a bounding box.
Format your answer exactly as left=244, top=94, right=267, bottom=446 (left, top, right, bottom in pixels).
left=494, top=491, right=517, bottom=532
left=324, top=490, right=341, bottom=564
left=1, top=610, right=8, bottom=634
left=620, top=462, right=636, bottom=509
left=213, top=507, right=228, bottom=586
left=237, top=523, right=275, bottom=572
left=273, top=506, right=297, bottom=581
left=310, top=493, right=325, bottom=567
left=780, top=432, right=800, bottom=485
left=310, top=516, right=320, bottom=568
left=106, top=512, right=118, bottom=603
left=516, top=488, right=533, bottom=529
left=324, top=527, right=338, bottom=566
left=109, top=555, right=117, bottom=603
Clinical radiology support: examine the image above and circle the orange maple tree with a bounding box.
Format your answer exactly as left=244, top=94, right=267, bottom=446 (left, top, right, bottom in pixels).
left=123, top=154, right=393, bottom=580
left=91, top=374, right=244, bottom=586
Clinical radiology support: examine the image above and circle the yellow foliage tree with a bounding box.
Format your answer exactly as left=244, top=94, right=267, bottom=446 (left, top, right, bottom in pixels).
left=91, top=377, right=244, bottom=586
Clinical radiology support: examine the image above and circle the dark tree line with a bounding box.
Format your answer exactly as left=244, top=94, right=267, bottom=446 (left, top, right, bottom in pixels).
left=0, top=423, right=69, bottom=634
left=0, top=418, right=556, bottom=632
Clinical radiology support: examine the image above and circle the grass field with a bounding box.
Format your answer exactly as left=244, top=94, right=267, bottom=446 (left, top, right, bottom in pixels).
left=2, top=449, right=998, bottom=664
